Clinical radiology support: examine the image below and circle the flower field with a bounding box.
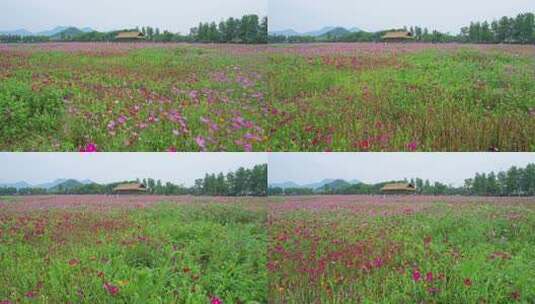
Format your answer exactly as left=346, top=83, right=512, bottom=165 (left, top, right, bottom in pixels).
left=0, top=195, right=268, bottom=303
left=266, top=43, right=535, bottom=151
left=0, top=43, right=270, bottom=152
left=268, top=195, right=535, bottom=303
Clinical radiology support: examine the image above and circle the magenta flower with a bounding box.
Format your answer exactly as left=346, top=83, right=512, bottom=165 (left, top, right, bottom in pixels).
left=80, top=143, right=97, bottom=152
left=103, top=282, right=119, bottom=296
left=407, top=140, right=418, bottom=151
left=412, top=270, right=421, bottom=282
left=210, top=297, right=223, bottom=304
left=373, top=257, right=384, bottom=268
left=1, top=300, right=12, bottom=304
left=426, top=272, right=433, bottom=282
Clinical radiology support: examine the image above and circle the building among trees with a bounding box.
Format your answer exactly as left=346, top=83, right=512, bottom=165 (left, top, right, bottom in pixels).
left=115, top=31, right=145, bottom=41
left=113, top=183, right=147, bottom=194
left=382, top=31, right=414, bottom=42
left=381, top=183, right=417, bottom=194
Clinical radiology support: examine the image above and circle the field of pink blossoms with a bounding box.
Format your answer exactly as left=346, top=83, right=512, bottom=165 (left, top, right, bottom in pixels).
left=0, top=195, right=268, bottom=303
left=266, top=43, right=535, bottom=151
left=0, top=42, right=271, bottom=152
left=268, top=195, right=535, bottom=303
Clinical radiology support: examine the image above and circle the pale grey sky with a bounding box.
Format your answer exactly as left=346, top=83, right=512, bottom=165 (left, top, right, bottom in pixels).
left=0, top=153, right=267, bottom=186
left=269, top=0, right=535, bottom=33
left=0, top=0, right=267, bottom=33
left=269, top=153, right=535, bottom=187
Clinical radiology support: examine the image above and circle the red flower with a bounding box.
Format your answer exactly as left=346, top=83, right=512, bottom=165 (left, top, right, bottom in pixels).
left=426, top=272, right=433, bottom=283
left=358, top=140, right=370, bottom=150
left=103, top=282, right=119, bottom=296
left=68, top=258, right=79, bottom=267
left=211, top=297, right=223, bottom=304
left=412, top=270, right=421, bottom=282
left=510, top=291, right=520, bottom=301
left=464, top=278, right=472, bottom=287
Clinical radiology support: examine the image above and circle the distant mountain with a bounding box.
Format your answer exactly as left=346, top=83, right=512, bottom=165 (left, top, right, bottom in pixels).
left=270, top=26, right=362, bottom=37
left=50, top=27, right=85, bottom=40
left=319, top=27, right=351, bottom=39
left=269, top=181, right=302, bottom=189
left=0, top=26, right=94, bottom=37
left=0, top=181, right=32, bottom=190
left=270, top=179, right=361, bottom=190
left=269, top=29, right=301, bottom=37
left=49, top=179, right=85, bottom=192
left=318, top=179, right=352, bottom=191
left=0, top=179, right=96, bottom=190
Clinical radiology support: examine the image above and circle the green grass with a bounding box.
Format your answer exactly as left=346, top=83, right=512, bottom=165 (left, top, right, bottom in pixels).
left=0, top=203, right=267, bottom=303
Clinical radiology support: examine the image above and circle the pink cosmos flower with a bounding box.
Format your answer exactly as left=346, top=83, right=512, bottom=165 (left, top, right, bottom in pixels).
left=80, top=143, right=97, bottom=152
left=426, top=272, right=433, bottom=282
left=117, top=115, right=127, bottom=124
left=412, top=270, right=421, bottom=282
left=407, top=141, right=418, bottom=151
left=103, top=282, right=119, bottom=296
left=1, top=300, right=12, bottom=304
left=195, top=136, right=207, bottom=151
left=211, top=297, right=223, bottom=304
left=373, top=257, right=384, bottom=268
left=25, top=291, right=37, bottom=298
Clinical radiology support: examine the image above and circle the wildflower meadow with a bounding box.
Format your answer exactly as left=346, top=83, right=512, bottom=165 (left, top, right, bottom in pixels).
left=0, top=195, right=267, bottom=303
left=266, top=43, right=535, bottom=151
left=268, top=195, right=535, bottom=303
left=0, top=43, right=269, bottom=152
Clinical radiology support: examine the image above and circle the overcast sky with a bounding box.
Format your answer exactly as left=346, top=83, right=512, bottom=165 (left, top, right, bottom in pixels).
left=269, top=0, right=535, bottom=33
left=0, top=153, right=267, bottom=186
left=269, top=153, right=535, bottom=187
left=0, top=0, right=267, bottom=33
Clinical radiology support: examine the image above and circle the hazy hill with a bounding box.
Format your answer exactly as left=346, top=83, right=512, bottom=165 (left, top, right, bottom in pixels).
left=0, top=26, right=94, bottom=37
left=270, top=179, right=361, bottom=190
left=270, top=26, right=361, bottom=37
left=49, top=179, right=85, bottom=192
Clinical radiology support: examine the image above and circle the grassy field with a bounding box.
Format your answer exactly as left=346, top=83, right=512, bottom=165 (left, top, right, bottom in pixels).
left=0, top=43, right=269, bottom=152
left=0, top=196, right=267, bottom=303
left=266, top=43, right=535, bottom=151
left=268, top=195, right=535, bottom=303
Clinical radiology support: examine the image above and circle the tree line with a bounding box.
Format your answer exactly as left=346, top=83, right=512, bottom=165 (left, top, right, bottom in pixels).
left=0, top=164, right=267, bottom=197
left=268, top=163, right=535, bottom=197
left=0, top=15, right=267, bottom=44
left=269, top=12, right=535, bottom=44
left=191, top=15, right=267, bottom=43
